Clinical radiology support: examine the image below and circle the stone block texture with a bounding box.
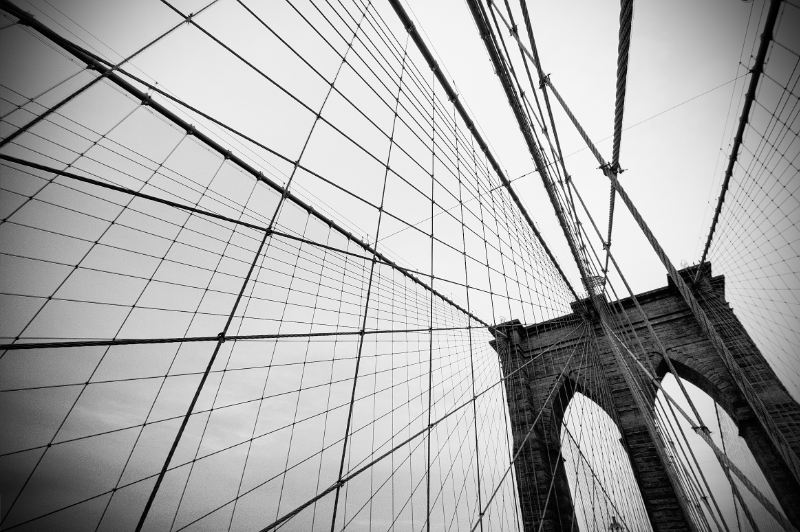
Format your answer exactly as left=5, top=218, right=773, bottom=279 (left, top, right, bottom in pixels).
left=490, top=264, right=800, bottom=531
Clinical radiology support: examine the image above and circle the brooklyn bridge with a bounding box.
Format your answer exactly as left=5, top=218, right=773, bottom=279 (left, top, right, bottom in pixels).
left=0, top=0, right=799, bottom=530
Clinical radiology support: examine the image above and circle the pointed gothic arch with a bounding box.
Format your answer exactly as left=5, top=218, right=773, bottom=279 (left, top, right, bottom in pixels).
left=493, top=264, right=800, bottom=531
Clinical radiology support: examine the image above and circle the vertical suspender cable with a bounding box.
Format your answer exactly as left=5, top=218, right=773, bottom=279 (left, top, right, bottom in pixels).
left=464, top=1, right=703, bottom=526
left=461, top=0, right=594, bottom=293
left=386, top=0, right=580, bottom=302
left=604, top=0, right=634, bottom=280
left=543, top=74, right=800, bottom=487
left=0, top=0, right=487, bottom=331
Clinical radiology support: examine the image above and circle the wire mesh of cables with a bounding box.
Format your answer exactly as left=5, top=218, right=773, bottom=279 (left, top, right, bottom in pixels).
left=701, top=0, right=800, bottom=404
left=684, top=2, right=800, bottom=527
left=3, top=0, right=797, bottom=531
left=468, top=0, right=800, bottom=530
left=653, top=376, right=791, bottom=532
left=0, top=0, right=597, bottom=530
left=435, top=0, right=726, bottom=529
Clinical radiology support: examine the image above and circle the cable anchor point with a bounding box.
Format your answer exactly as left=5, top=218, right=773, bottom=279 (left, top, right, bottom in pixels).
left=16, top=9, right=35, bottom=26
left=600, top=162, right=624, bottom=176
left=539, top=74, right=550, bottom=90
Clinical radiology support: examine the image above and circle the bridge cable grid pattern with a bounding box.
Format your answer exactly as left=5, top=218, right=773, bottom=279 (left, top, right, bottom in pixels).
left=0, top=0, right=799, bottom=531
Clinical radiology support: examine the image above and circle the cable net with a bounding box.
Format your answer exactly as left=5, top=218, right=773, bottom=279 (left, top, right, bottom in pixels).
left=469, top=0, right=800, bottom=529
left=5, top=0, right=797, bottom=530
left=0, top=0, right=581, bottom=530
left=561, top=393, right=651, bottom=531
left=704, top=1, right=800, bottom=403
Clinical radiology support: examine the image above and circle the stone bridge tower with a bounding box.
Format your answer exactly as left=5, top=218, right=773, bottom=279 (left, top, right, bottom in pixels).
left=491, top=264, right=800, bottom=531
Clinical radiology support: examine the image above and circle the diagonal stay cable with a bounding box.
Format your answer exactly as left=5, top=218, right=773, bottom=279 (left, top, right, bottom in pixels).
left=257, top=319, right=587, bottom=532
left=135, top=0, right=368, bottom=520
left=0, top=2, right=488, bottom=330
left=466, top=0, right=594, bottom=302
left=386, top=0, right=578, bottom=301
left=0, top=155, right=533, bottom=303
left=492, top=0, right=800, bottom=486
left=543, top=59, right=800, bottom=490
left=568, top=174, right=736, bottom=531
left=4, top=30, right=558, bottom=304
left=607, top=327, right=799, bottom=532
left=0, top=0, right=216, bottom=150
left=482, top=4, right=768, bottom=524
left=0, top=314, right=580, bottom=531
left=470, top=321, right=588, bottom=532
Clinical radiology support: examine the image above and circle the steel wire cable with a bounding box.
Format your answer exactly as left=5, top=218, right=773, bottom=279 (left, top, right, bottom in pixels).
left=484, top=0, right=796, bottom=524
left=472, top=4, right=716, bottom=524
left=1, top=3, right=576, bottom=527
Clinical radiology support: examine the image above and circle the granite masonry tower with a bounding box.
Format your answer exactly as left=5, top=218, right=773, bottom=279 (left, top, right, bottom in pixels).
left=491, top=264, right=800, bottom=531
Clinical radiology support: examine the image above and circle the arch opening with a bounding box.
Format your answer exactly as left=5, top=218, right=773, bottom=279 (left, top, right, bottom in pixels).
left=560, top=392, right=652, bottom=532
left=655, top=374, right=788, bottom=531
